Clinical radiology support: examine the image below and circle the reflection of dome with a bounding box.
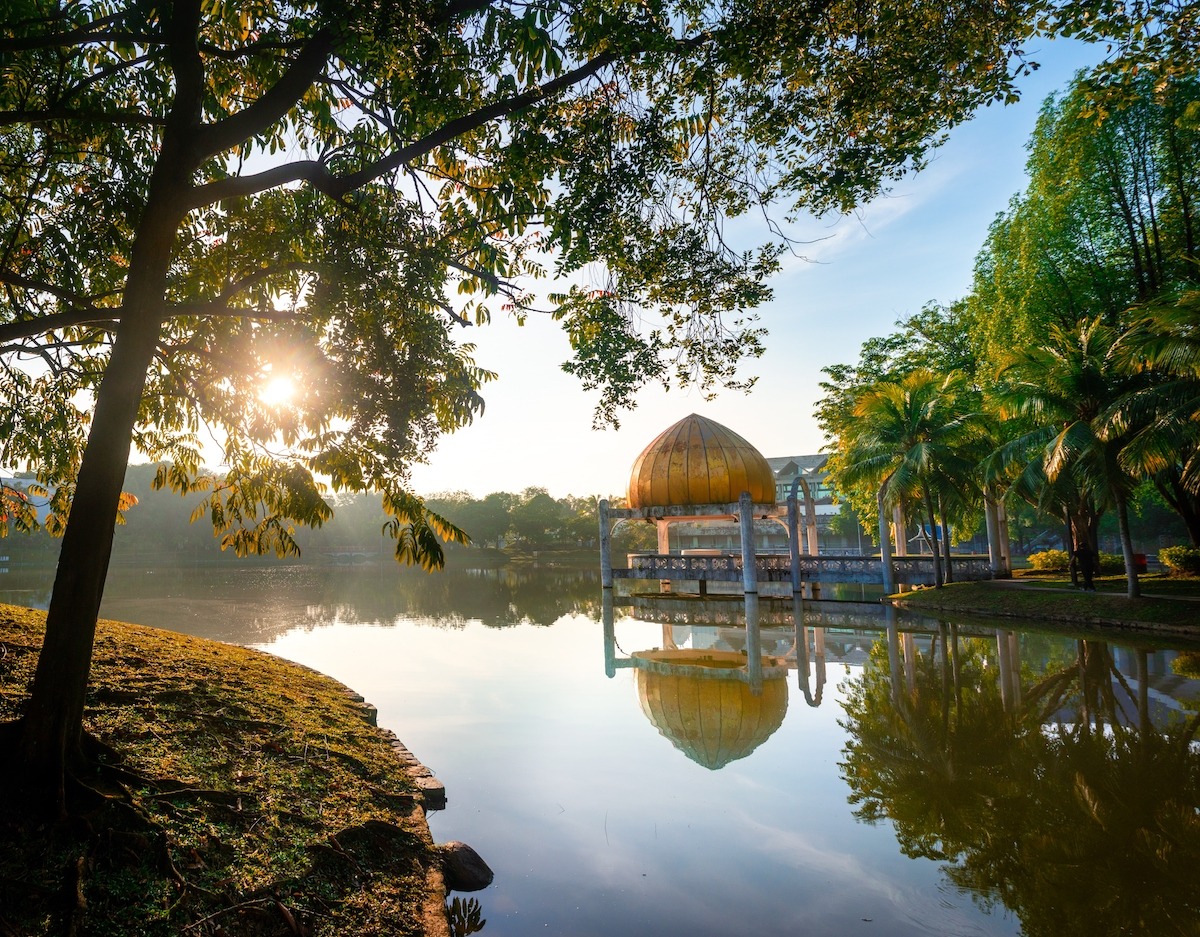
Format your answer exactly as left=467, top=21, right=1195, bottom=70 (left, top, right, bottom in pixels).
left=627, top=414, right=776, bottom=509
left=634, top=649, right=788, bottom=769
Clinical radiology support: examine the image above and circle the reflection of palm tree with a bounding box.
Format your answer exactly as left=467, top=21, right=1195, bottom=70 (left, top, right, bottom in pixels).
left=841, top=627, right=1200, bottom=936
left=841, top=632, right=1022, bottom=860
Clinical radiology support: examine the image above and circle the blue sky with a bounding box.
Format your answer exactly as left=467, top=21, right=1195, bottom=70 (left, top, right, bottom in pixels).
left=408, top=37, right=1108, bottom=500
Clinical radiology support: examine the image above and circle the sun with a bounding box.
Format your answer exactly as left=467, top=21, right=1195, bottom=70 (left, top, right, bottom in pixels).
left=259, top=375, right=296, bottom=407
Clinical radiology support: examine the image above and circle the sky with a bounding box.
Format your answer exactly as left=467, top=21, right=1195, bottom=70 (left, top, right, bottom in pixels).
left=407, top=37, right=1109, bottom=501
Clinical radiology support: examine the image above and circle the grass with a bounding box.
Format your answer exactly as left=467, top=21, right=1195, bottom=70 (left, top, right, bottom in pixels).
left=891, top=573, right=1200, bottom=636
left=0, top=604, right=448, bottom=937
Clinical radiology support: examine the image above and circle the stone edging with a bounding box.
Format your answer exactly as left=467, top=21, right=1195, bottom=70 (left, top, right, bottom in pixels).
left=339, top=689, right=449, bottom=810
left=337, top=686, right=452, bottom=937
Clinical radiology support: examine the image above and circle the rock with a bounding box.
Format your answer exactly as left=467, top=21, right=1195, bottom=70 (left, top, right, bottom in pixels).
left=441, top=841, right=494, bottom=892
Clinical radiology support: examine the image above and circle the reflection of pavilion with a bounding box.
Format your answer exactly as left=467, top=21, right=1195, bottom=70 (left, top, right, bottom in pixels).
left=634, top=648, right=789, bottom=770
left=603, top=591, right=845, bottom=768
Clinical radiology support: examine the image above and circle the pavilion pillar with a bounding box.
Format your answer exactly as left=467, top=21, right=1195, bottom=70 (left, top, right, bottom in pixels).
left=787, top=493, right=802, bottom=594
left=745, top=592, right=763, bottom=696
left=804, top=487, right=819, bottom=556
left=738, top=491, right=757, bottom=595
left=657, top=518, right=671, bottom=593
left=601, top=587, right=616, bottom=678
left=798, top=478, right=820, bottom=599
left=599, top=499, right=613, bottom=588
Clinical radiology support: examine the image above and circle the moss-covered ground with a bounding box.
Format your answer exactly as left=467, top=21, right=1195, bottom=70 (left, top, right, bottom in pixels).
left=0, top=604, right=447, bottom=937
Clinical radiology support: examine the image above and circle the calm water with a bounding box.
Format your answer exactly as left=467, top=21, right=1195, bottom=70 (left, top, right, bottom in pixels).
left=4, top=563, right=1200, bottom=936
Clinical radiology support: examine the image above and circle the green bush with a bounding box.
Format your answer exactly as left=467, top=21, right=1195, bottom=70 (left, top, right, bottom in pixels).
left=1160, top=545, right=1200, bottom=576
left=1028, top=549, right=1070, bottom=571
left=1028, top=548, right=1126, bottom=574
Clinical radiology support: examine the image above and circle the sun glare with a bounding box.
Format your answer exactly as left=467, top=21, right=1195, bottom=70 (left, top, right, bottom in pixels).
left=259, top=375, right=296, bottom=407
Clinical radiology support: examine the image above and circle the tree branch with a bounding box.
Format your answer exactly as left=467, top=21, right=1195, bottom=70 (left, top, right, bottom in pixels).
left=0, top=270, right=109, bottom=307
left=194, top=26, right=339, bottom=163
left=0, top=15, right=145, bottom=54
left=0, top=311, right=119, bottom=344
left=0, top=109, right=164, bottom=129
left=169, top=302, right=302, bottom=322
left=186, top=48, right=620, bottom=209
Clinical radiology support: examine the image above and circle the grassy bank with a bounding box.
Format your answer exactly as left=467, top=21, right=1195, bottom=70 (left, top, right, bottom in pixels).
left=0, top=604, right=447, bottom=937
left=890, top=574, right=1200, bottom=636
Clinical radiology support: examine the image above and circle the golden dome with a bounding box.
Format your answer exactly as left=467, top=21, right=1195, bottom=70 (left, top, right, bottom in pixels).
left=634, top=649, right=788, bottom=769
left=627, top=414, right=776, bottom=508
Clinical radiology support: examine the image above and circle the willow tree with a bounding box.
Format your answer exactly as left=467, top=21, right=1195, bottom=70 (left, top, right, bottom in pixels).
left=968, top=70, right=1200, bottom=370
left=0, top=1, right=1047, bottom=809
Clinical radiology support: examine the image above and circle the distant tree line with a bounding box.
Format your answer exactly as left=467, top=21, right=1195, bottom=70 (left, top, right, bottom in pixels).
left=1, top=466, right=653, bottom=567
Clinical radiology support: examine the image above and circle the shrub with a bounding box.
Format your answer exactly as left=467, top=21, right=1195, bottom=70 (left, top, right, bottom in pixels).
left=1028, top=549, right=1070, bottom=572
left=1160, top=545, right=1200, bottom=576
left=1097, top=552, right=1124, bottom=574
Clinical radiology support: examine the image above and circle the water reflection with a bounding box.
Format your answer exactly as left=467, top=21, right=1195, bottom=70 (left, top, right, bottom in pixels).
left=603, top=594, right=845, bottom=768
left=843, top=619, right=1200, bottom=937
left=6, top=563, right=1200, bottom=935
left=0, top=563, right=604, bottom=641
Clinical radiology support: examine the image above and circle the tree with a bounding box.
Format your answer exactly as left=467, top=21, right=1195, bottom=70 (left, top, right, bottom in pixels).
left=0, top=0, right=1051, bottom=810
left=967, top=71, right=1200, bottom=370
left=508, top=487, right=567, bottom=547
left=842, top=627, right=1200, bottom=937
left=994, top=318, right=1146, bottom=596
left=826, top=370, right=983, bottom=587
left=1112, top=289, right=1200, bottom=543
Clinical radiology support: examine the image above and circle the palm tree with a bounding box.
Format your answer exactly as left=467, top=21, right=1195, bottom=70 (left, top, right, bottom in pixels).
left=829, top=369, right=983, bottom=588
left=1111, top=289, right=1200, bottom=543
left=994, top=318, right=1146, bottom=598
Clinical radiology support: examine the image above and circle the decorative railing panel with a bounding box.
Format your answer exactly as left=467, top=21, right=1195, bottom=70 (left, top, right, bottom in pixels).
left=617, top=553, right=993, bottom=585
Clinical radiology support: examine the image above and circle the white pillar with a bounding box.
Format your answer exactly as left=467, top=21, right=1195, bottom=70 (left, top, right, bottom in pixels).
left=739, top=491, right=757, bottom=594
left=657, top=519, right=671, bottom=593
left=599, top=499, right=613, bottom=588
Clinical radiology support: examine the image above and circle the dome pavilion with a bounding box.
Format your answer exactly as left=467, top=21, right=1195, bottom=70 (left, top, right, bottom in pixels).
left=597, top=412, right=813, bottom=597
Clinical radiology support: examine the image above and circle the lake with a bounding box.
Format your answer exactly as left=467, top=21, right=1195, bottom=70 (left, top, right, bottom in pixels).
left=4, top=563, right=1200, bottom=936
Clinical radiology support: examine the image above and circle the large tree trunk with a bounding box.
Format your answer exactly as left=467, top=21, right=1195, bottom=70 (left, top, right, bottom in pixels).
left=14, top=318, right=162, bottom=809
left=11, top=131, right=190, bottom=812
left=1153, top=470, right=1200, bottom=547
left=938, top=493, right=953, bottom=584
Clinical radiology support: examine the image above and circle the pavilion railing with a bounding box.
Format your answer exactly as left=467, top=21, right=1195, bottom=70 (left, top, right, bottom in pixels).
left=616, top=552, right=993, bottom=586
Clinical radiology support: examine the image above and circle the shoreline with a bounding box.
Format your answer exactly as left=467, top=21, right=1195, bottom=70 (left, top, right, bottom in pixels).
left=0, top=604, right=457, bottom=936
left=886, top=578, right=1200, bottom=641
